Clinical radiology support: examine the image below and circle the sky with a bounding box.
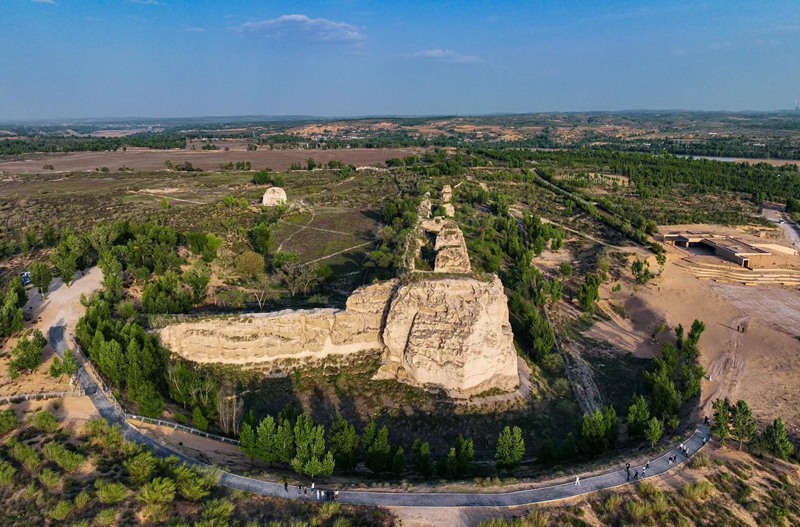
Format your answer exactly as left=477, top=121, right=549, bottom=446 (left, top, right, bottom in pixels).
left=1, top=0, right=799, bottom=120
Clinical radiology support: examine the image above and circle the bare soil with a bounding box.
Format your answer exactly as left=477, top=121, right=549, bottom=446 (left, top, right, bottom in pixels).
left=0, top=147, right=420, bottom=174
left=582, top=240, right=800, bottom=432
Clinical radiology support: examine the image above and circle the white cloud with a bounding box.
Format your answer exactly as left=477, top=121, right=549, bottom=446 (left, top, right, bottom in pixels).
left=32, top=0, right=57, bottom=5
left=404, top=49, right=481, bottom=64
left=184, top=27, right=205, bottom=33
left=233, top=14, right=366, bottom=43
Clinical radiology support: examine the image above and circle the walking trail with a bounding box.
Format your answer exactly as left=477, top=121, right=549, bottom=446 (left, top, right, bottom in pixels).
left=41, top=268, right=710, bottom=508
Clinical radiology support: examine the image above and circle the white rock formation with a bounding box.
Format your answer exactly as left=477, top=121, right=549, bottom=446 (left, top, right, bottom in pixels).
left=443, top=203, right=455, bottom=217
left=262, top=187, right=287, bottom=206
left=380, top=275, right=518, bottom=395
left=441, top=185, right=453, bottom=203
left=160, top=275, right=517, bottom=396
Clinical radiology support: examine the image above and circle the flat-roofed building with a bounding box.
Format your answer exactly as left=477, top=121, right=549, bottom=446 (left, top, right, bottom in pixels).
left=663, top=232, right=772, bottom=269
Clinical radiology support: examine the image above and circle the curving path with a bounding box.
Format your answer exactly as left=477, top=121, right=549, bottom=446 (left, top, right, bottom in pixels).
left=45, top=270, right=710, bottom=508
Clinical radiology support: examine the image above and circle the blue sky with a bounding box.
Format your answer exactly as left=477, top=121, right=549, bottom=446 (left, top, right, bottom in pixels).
left=1, top=0, right=799, bottom=119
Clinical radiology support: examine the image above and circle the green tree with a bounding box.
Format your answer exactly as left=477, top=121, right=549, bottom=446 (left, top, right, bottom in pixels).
left=192, top=407, right=209, bottom=432
left=761, top=418, right=794, bottom=462
left=711, top=398, right=732, bottom=445
left=730, top=400, right=758, bottom=451
left=328, top=417, right=360, bottom=472
left=291, top=414, right=333, bottom=479
left=234, top=251, right=265, bottom=278
left=392, top=447, right=406, bottom=476
left=239, top=422, right=257, bottom=460
left=495, top=426, right=525, bottom=470
left=627, top=394, right=650, bottom=439
left=631, top=258, right=652, bottom=284
left=362, top=422, right=392, bottom=473
left=411, top=439, right=432, bottom=478
left=446, top=436, right=474, bottom=478
left=29, top=262, right=53, bottom=299
left=644, top=417, right=664, bottom=448
left=581, top=409, right=608, bottom=456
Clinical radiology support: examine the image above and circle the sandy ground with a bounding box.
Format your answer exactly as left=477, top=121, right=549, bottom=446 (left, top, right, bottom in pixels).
left=131, top=420, right=253, bottom=472
left=0, top=396, right=98, bottom=428
left=0, top=267, right=103, bottom=396
left=585, top=244, right=800, bottom=432
left=0, top=147, right=419, bottom=174
left=389, top=506, right=531, bottom=527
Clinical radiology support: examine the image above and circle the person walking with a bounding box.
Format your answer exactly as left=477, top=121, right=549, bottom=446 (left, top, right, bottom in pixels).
left=626, top=470, right=631, bottom=481
left=574, top=476, right=581, bottom=486
left=335, top=489, right=340, bottom=501
left=645, top=461, right=650, bottom=470
left=633, top=470, right=639, bottom=480
left=303, top=486, right=308, bottom=496
left=284, top=482, right=288, bottom=492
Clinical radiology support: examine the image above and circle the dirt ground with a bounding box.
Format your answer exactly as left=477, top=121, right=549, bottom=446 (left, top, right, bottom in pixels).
left=584, top=241, right=800, bottom=432
left=0, top=147, right=419, bottom=174
left=0, top=396, right=98, bottom=428
left=0, top=267, right=103, bottom=396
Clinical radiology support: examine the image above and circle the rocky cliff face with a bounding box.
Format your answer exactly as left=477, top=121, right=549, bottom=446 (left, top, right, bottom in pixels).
left=379, top=275, right=518, bottom=395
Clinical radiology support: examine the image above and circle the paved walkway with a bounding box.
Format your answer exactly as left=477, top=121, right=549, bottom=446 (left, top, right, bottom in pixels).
left=44, top=271, right=711, bottom=508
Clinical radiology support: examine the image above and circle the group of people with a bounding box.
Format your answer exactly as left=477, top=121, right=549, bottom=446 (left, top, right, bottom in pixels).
left=286, top=481, right=339, bottom=501
left=624, top=460, right=649, bottom=482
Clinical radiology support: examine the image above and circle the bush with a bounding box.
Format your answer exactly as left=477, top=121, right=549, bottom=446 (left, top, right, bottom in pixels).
left=93, top=508, right=117, bottom=527
left=689, top=452, right=711, bottom=469
left=43, top=442, right=86, bottom=472
left=38, top=468, right=61, bottom=489
left=625, top=500, right=651, bottom=522
left=681, top=481, right=714, bottom=501
left=0, top=459, right=16, bottom=487
left=10, top=442, right=41, bottom=471
left=28, top=410, right=59, bottom=433
left=74, top=490, right=91, bottom=509
left=602, top=493, right=623, bottom=514
left=0, top=410, right=18, bottom=435
left=95, top=480, right=129, bottom=505
left=48, top=500, right=72, bottom=521
left=124, top=451, right=157, bottom=485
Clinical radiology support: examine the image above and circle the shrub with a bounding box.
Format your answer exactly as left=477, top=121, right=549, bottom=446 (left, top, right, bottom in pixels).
left=625, top=500, right=651, bottom=522
left=93, top=508, right=117, bottom=527
left=682, top=481, right=714, bottom=501
left=637, top=481, right=659, bottom=497
left=11, top=442, right=41, bottom=471
left=689, top=452, right=711, bottom=469
left=200, top=498, right=235, bottom=526
left=137, top=477, right=177, bottom=506
left=74, top=490, right=91, bottom=509
left=651, top=493, right=669, bottom=515
left=95, top=480, right=129, bottom=504
left=602, top=494, right=623, bottom=514
left=28, top=410, right=59, bottom=433
left=174, top=464, right=213, bottom=502
left=0, top=410, right=18, bottom=435
left=0, top=459, right=16, bottom=487
left=43, top=442, right=85, bottom=472
left=38, top=468, right=61, bottom=489
left=124, top=451, right=157, bottom=485
left=48, top=500, right=72, bottom=521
